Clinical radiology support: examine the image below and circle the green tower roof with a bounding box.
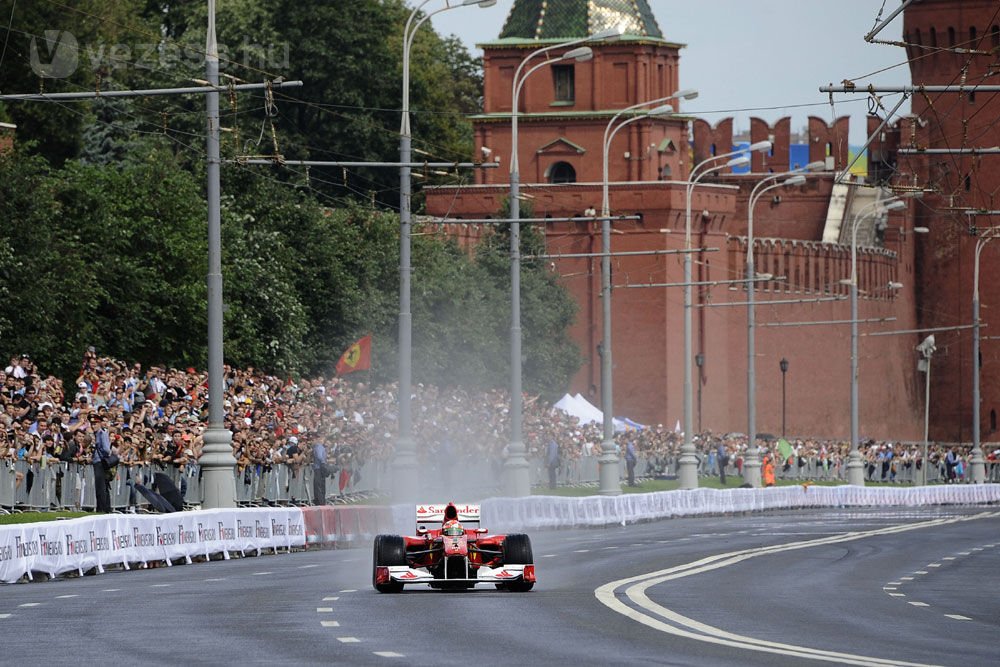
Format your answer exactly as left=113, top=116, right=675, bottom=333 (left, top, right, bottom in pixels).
left=499, top=0, right=663, bottom=41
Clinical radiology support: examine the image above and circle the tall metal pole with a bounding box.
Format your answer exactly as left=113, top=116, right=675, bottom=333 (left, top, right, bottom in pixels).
left=744, top=174, right=804, bottom=486
left=847, top=199, right=902, bottom=485
left=393, top=1, right=489, bottom=502
left=598, top=112, right=663, bottom=496
left=502, top=38, right=609, bottom=497
left=971, top=232, right=996, bottom=483
left=200, top=0, right=235, bottom=508
left=679, top=149, right=758, bottom=488
left=393, top=4, right=424, bottom=504
left=850, top=278, right=860, bottom=482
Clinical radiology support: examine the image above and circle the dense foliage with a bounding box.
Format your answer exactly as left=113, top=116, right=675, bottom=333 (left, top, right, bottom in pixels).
left=0, top=1, right=581, bottom=398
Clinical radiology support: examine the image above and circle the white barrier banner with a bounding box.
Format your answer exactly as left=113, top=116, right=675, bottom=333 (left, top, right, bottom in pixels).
left=481, top=484, right=1000, bottom=531
left=0, top=508, right=305, bottom=584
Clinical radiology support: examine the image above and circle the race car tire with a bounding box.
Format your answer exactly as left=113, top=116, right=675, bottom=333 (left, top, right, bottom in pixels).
left=373, top=534, right=406, bottom=593
left=502, top=533, right=534, bottom=592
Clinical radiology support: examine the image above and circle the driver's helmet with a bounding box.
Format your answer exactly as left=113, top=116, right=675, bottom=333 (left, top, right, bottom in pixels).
left=441, top=519, right=464, bottom=537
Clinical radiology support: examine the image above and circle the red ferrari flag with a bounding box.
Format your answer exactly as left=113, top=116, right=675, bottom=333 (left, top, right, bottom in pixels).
left=336, top=335, right=372, bottom=375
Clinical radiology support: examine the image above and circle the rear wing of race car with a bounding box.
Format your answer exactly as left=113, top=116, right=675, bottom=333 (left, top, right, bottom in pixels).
left=415, top=503, right=481, bottom=532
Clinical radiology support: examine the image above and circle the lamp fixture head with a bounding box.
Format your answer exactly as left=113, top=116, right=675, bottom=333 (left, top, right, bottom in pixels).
left=804, top=160, right=827, bottom=172
left=674, top=88, right=699, bottom=101
left=645, top=103, right=674, bottom=117
left=783, top=175, right=806, bottom=187
left=564, top=46, right=594, bottom=61
left=749, top=140, right=773, bottom=153
left=727, top=155, right=750, bottom=168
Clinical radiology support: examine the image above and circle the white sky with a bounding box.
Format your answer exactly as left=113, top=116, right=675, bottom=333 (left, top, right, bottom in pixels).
left=431, top=0, right=913, bottom=145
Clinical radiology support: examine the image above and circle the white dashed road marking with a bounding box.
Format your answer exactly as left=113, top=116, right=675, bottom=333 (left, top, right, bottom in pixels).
left=317, top=607, right=333, bottom=613
left=56, top=595, right=78, bottom=599
left=908, top=602, right=929, bottom=607
left=901, top=576, right=914, bottom=581
left=0, top=613, right=11, bottom=618
left=574, top=549, right=590, bottom=553
left=151, top=584, right=171, bottom=588
left=888, top=581, right=902, bottom=585
left=102, top=589, right=120, bottom=592
left=603, top=546, right=619, bottom=550
left=541, top=554, right=556, bottom=558
left=913, top=571, right=928, bottom=575
left=252, top=572, right=273, bottom=576
left=941, top=557, right=955, bottom=561
left=337, top=637, right=361, bottom=643
left=339, top=589, right=357, bottom=593
left=18, top=603, right=39, bottom=607
left=373, top=652, right=405, bottom=658
left=323, top=597, right=340, bottom=601
left=298, top=564, right=320, bottom=569
left=957, top=551, right=970, bottom=555
left=321, top=621, right=341, bottom=627
left=203, top=578, right=225, bottom=582
left=944, top=614, right=971, bottom=621
left=926, top=563, right=941, bottom=568
left=888, top=593, right=905, bottom=597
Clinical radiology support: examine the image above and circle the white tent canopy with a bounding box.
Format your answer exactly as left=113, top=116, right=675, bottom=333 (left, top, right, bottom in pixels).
left=552, top=393, right=642, bottom=432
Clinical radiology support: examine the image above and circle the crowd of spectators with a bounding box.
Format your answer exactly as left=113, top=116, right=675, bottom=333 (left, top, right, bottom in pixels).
left=2, top=350, right=997, bottom=492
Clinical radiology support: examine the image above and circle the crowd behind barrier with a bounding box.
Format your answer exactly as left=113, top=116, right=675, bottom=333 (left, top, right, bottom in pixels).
left=2, top=349, right=999, bottom=515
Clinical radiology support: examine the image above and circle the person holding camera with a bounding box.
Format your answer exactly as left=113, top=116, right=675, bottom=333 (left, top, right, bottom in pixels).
left=91, top=416, right=114, bottom=513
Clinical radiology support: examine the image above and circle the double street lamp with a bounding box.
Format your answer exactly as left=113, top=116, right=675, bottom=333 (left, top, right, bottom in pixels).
left=971, top=227, right=999, bottom=483
left=744, top=164, right=823, bottom=486
left=505, top=26, right=623, bottom=497
left=598, top=89, right=697, bottom=496
left=678, top=141, right=771, bottom=489
left=843, top=197, right=908, bottom=485
left=395, top=0, right=496, bottom=502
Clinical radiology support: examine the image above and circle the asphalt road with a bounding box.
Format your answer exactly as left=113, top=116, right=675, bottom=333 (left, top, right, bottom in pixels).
left=2, top=506, right=998, bottom=666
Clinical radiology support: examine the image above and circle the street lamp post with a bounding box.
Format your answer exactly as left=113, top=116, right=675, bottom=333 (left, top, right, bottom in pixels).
left=780, top=357, right=789, bottom=438
left=598, top=92, right=694, bottom=496
left=200, top=0, right=235, bottom=508
left=745, top=171, right=809, bottom=486
left=971, top=228, right=999, bottom=483
left=844, top=198, right=907, bottom=486
left=679, top=141, right=771, bottom=489
left=917, top=334, right=937, bottom=485
left=505, top=28, right=621, bottom=498
left=395, top=0, right=495, bottom=503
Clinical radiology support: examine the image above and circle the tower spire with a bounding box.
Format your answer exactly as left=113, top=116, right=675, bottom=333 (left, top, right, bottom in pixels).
left=500, top=0, right=663, bottom=41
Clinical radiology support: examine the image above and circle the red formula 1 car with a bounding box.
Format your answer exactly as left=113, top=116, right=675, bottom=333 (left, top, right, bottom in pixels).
left=372, top=503, right=535, bottom=593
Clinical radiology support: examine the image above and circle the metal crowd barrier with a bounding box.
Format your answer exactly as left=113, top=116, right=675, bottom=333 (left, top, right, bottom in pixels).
left=0, top=461, right=204, bottom=512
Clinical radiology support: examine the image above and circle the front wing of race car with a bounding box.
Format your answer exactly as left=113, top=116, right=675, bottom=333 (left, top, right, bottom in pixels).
left=374, top=563, right=536, bottom=587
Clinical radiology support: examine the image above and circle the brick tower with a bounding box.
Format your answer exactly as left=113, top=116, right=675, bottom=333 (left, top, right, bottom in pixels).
left=473, top=0, right=690, bottom=187
left=899, top=1, right=1000, bottom=442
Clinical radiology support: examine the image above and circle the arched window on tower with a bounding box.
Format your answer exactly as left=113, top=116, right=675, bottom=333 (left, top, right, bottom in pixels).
left=992, top=25, right=1000, bottom=48
left=930, top=27, right=937, bottom=47
left=547, top=162, right=577, bottom=184
left=991, top=409, right=997, bottom=433
left=948, top=26, right=956, bottom=47
left=970, top=26, right=978, bottom=45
